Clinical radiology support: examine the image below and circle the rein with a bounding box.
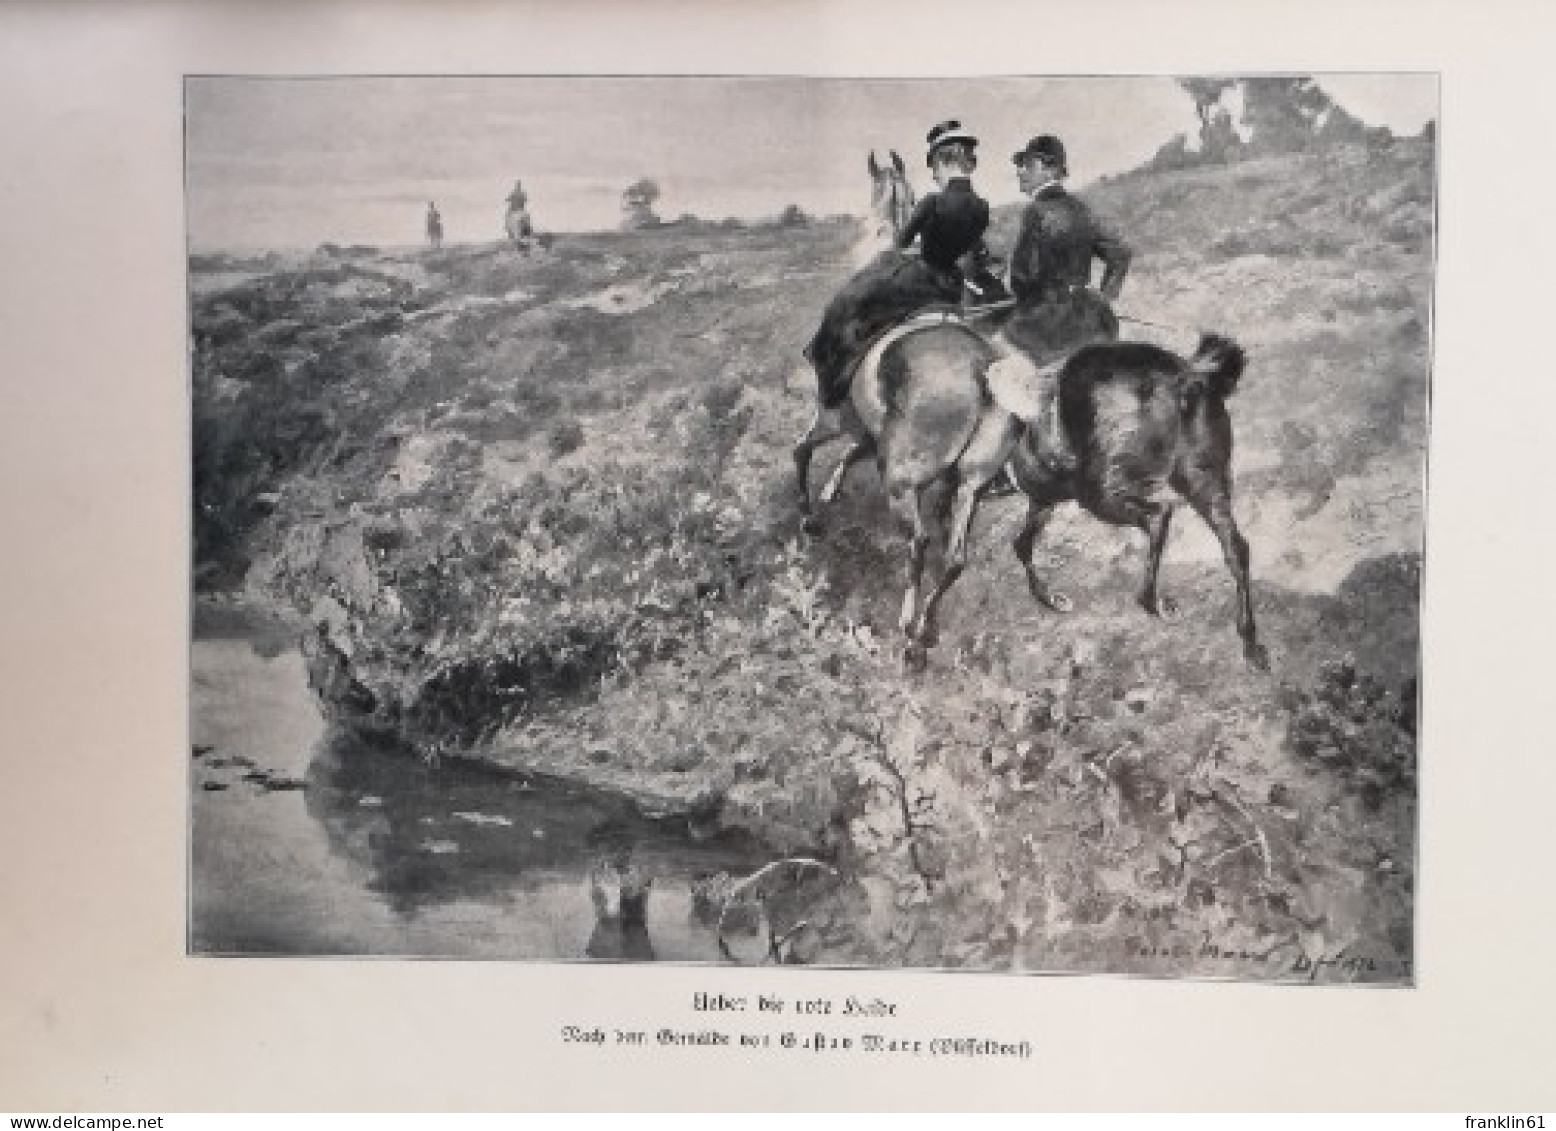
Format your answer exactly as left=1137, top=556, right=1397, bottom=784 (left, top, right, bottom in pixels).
left=955, top=298, right=1190, bottom=335
left=1117, top=312, right=1188, bottom=333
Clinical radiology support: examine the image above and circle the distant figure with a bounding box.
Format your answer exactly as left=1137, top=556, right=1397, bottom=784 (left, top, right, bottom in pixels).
left=425, top=201, right=443, bottom=250
left=504, top=180, right=533, bottom=252
left=804, top=120, right=993, bottom=410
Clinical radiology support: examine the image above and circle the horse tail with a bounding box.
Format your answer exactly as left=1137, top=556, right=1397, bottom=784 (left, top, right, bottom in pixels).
left=1188, top=333, right=1246, bottom=399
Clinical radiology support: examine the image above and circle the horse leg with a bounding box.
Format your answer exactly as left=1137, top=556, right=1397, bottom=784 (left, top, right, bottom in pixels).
left=911, top=477, right=979, bottom=648
left=1185, top=487, right=1268, bottom=671
left=1013, top=496, right=1073, bottom=613
left=886, top=477, right=932, bottom=669
left=819, top=436, right=876, bottom=505
left=793, top=404, right=845, bottom=532
left=1138, top=504, right=1178, bottom=619
left=911, top=410, right=1020, bottom=645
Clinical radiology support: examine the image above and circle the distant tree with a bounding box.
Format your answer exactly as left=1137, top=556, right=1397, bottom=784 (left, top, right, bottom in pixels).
left=778, top=203, right=809, bottom=228
left=1164, top=76, right=1394, bottom=167
left=1178, top=77, right=1241, bottom=162
left=1180, top=77, right=1235, bottom=132
left=1240, top=77, right=1338, bottom=151
left=621, top=177, right=662, bottom=230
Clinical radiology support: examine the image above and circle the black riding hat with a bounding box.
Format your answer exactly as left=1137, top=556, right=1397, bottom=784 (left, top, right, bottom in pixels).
left=925, top=119, right=979, bottom=165
left=1012, top=134, right=1068, bottom=176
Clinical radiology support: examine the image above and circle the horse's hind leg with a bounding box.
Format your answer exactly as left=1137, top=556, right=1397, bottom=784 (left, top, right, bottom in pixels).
left=911, top=478, right=977, bottom=648
left=885, top=476, right=932, bottom=668
left=1138, top=504, right=1178, bottom=619
left=1185, top=486, right=1268, bottom=671
left=819, top=437, right=876, bottom=505
left=793, top=404, right=845, bottom=531
left=1014, top=496, right=1073, bottom=613
left=912, top=412, right=1021, bottom=646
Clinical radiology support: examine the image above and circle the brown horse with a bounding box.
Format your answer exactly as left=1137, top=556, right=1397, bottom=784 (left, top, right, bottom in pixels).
left=1008, top=332, right=1269, bottom=670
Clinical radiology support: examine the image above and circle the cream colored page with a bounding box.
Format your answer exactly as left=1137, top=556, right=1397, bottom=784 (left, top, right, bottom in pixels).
left=1, top=0, right=1553, bottom=1112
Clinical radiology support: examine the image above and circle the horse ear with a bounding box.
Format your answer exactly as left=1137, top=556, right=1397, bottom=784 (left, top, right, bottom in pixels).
left=890, top=150, right=906, bottom=175
left=868, top=150, right=881, bottom=178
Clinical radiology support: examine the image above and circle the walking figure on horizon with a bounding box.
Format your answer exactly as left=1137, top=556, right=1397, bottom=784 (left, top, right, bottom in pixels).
left=425, top=201, right=444, bottom=250
left=504, top=179, right=534, bottom=252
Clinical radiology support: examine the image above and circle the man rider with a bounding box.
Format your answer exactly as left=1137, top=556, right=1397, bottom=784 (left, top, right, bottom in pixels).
left=983, top=134, right=1133, bottom=494
left=805, top=120, right=993, bottom=409
left=1001, top=133, right=1132, bottom=365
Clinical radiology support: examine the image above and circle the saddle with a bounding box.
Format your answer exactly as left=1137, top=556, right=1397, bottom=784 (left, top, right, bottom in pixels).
left=840, top=307, right=973, bottom=391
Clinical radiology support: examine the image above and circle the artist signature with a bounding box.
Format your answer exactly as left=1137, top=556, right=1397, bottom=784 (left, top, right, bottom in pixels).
left=1125, top=934, right=1411, bottom=982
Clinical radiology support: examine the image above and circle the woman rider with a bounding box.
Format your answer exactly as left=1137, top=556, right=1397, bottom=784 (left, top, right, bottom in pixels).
left=805, top=120, right=993, bottom=408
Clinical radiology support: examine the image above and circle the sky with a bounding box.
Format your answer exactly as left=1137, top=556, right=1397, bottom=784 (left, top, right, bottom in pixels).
left=185, top=74, right=1437, bottom=252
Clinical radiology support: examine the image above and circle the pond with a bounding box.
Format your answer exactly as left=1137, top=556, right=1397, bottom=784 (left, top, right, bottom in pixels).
left=190, top=603, right=772, bottom=962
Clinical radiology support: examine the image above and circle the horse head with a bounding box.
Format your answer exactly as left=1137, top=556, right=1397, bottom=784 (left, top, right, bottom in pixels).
left=867, top=149, right=915, bottom=244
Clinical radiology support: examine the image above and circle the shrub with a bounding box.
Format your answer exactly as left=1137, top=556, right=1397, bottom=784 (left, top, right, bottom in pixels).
left=547, top=418, right=586, bottom=457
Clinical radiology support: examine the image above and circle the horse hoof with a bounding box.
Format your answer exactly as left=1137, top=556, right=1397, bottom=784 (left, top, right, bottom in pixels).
left=903, top=642, right=928, bottom=672
left=1142, top=595, right=1180, bottom=621
left=799, top=514, right=825, bottom=538
left=1244, top=642, right=1271, bottom=672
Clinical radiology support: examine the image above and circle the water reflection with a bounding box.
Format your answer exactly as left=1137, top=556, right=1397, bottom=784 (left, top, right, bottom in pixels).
left=191, top=614, right=776, bottom=962
left=584, top=849, right=656, bottom=961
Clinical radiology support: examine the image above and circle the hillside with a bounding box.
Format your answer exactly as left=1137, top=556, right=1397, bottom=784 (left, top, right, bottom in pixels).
left=191, top=134, right=1431, bottom=980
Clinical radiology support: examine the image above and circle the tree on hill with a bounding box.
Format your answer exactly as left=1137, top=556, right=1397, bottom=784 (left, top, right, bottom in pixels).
left=1147, top=76, right=1396, bottom=172
left=621, top=177, right=662, bottom=230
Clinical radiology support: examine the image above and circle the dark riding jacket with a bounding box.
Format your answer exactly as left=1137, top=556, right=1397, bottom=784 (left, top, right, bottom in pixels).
left=895, top=177, right=991, bottom=275
left=1008, top=183, right=1131, bottom=302
left=1000, top=183, right=1132, bottom=364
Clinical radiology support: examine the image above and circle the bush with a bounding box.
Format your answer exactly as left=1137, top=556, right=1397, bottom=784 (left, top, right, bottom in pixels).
left=547, top=419, right=586, bottom=457
left=1283, top=655, right=1417, bottom=807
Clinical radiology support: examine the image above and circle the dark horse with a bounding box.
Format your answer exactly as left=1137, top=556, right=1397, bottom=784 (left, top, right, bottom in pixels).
left=1008, top=332, right=1268, bottom=670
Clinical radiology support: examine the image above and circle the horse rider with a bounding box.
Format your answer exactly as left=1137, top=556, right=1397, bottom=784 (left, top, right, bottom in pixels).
left=980, top=134, right=1133, bottom=495
left=425, top=201, right=444, bottom=250
left=1000, top=133, right=1132, bottom=365
left=505, top=179, right=532, bottom=241
left=805, top=119, right=993, bottom=409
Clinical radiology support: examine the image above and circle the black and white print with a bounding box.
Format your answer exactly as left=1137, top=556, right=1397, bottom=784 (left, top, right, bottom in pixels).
left=189, top=74, right=1433, bottom=981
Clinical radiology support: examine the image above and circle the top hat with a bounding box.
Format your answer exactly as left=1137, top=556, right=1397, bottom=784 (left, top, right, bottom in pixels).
left=925, top=119, right=980, bottom=164
left=1012, top=133, right=1068, bottom=175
